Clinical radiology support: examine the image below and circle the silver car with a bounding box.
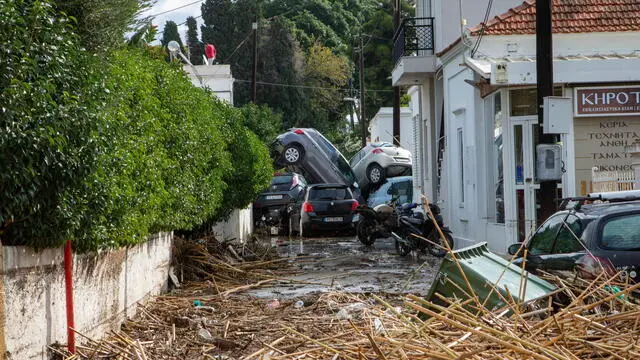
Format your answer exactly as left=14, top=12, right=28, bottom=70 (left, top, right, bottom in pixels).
left=349, top=142, right=412, bottom=188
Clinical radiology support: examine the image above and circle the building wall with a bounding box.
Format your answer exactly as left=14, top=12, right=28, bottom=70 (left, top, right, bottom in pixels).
left=1, top=233, right=172, bottom=360
left=442, top=54, right=479, bottom=249
left=368, top=107, right=413, bottom=150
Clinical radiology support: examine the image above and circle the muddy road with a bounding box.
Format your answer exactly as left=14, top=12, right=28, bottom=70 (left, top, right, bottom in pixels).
left=248, top=234, right=442, bottom=299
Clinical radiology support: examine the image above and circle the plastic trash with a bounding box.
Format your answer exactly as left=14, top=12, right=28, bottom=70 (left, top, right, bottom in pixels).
left=336, top=309, right=351, bottom=320
left=197, top=328, right=213, bottom=342
left=373, top=317, right=385, bottom=335
left=193, top=299, right=202, bottom=307
left=294, top=300, right=304, bottom=309
left=266, top=299, right=280, bottom=309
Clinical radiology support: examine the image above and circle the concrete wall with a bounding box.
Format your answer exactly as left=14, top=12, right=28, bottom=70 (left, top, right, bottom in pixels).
left=1, top=232, right=172, bottom=360
left=368, top=107, right=413, bottom=150
left=183, top=64, right=234, bottom=104
left=212, top=206, right=253, bottom=243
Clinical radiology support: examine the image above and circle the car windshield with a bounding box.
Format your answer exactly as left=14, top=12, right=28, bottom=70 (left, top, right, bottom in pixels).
left=601, top=214, right=640, bottom=250
left=309, top=187, right=351, bottom=201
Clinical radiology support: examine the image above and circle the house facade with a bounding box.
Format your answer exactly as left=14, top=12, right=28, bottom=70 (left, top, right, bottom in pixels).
left=394, top=0, right=640, bottom=253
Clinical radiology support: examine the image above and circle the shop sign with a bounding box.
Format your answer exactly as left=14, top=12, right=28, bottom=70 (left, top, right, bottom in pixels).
left=575, top=86, right=640, bottom=117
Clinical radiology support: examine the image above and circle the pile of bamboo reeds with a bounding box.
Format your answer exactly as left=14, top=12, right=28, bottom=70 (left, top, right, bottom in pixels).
left=51, top=268, right=640, bottom=359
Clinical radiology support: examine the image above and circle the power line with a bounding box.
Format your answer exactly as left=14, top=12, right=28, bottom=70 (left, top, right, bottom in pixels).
left=472, top=0, right=494, bottom=57
left=177, top=15, right=202, bottom=27
left=234, top=79, right=393, bottom=93
left=148, top=0, right=203, bottom=18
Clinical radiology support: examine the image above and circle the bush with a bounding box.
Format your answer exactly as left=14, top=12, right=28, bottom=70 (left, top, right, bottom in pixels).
left=239, top=103, right=284, bottom=146
left=0, top=0, right=104, bottom=246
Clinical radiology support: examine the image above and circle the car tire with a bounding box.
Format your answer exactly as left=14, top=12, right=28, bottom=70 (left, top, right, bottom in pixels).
left=366, top=163, right=385, bottom=185
left=282, top=144, right=304, bottom=165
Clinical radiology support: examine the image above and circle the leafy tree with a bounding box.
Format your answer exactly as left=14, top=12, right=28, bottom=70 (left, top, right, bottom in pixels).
left=161, top=20, right=184, bottom=49
left=128, top=21, right=157, bottom=47
left=55, top=0, right=151, bottom=52
left=239, top=103, right=283, bottom=146
left=200, top=0, right=239, bottom=61
left=299, top=43, right=351, bottom=130
left=186, top=16, right=204, bottom=65
left=0, top=0, right=105, bottom=246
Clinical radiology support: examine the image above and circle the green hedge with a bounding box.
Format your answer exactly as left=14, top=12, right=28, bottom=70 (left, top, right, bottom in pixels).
left=1, top=1, right=273, bottom=252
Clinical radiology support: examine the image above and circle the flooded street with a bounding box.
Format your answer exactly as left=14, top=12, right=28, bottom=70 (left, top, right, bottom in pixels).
left=248, top=234, right=443, bottom=299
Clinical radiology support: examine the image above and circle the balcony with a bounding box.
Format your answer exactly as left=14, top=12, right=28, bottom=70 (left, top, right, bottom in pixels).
left=392, top=17, right=437, bottom=86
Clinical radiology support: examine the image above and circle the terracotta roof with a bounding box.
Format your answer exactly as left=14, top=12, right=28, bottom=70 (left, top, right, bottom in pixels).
left=470, top=0, right=640, bottom=36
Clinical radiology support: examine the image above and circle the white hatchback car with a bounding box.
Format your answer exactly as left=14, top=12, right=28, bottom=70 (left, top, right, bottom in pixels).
left=349, top=142, right=412, bottom=188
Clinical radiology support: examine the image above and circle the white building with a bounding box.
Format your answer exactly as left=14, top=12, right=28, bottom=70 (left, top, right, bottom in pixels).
left=394, top=0, right=640, bottom=253
left=369, top=107, right=413, bottom=149
left=183, top=64, right=234, bottom=104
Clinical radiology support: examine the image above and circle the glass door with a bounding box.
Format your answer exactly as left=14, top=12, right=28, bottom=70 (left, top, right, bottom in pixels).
left=512, top=118, right=541, bottom=242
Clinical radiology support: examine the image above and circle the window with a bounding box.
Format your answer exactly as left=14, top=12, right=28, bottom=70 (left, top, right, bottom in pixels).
left=350, top=146, right=368, bottom=167
left=491, top=92, right=504, bottom=223
left=601, top=214, right=640, bottom=250
left=457, top=128, right=464, bottom=204
left=528, top=214, right=564, bottom=255
left=308, top=131, right=337, bottom=158
left=309, top=187, right=351, bottom=200
left=553, top=214, right=584, bottom=253
left=509, top=87, right=563, bottom=116
left=335, top=156, right=357, bottom=185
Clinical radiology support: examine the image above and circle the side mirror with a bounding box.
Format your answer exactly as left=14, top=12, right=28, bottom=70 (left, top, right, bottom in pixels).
left=508, top=243, right=524, bottom=256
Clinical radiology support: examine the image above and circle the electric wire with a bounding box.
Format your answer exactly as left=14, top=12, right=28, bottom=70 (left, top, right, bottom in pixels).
left=471, top=0, right=494, bottom=57
left=147, top=0, right=203, bottom=18
left=233, top=79, right=393, bottom=93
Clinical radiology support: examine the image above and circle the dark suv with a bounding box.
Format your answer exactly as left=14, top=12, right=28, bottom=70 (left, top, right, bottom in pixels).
left=270, top=128, right=361, bottom=200
left=253, top=173, right=308, bottom=232
left=509, top=190, right=640, bottom=282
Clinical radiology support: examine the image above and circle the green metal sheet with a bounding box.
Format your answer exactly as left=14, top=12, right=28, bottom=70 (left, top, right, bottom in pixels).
left=427, top=242, right=557, bottom=311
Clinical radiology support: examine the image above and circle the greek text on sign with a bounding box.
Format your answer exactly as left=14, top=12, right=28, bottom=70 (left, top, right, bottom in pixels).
left=575, top=86, right=640, bottom=117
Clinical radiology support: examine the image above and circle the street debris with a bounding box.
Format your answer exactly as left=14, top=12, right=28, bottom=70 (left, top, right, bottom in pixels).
left=50, top=233, right=640, bottom=359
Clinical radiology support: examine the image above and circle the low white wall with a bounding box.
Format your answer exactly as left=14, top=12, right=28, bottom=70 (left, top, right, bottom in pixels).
left=1, top=232, right=172, bottom=360
left=212, top=206, right=253, bottom=243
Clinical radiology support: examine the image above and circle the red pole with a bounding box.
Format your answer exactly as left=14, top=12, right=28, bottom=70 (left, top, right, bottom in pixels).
left=64, top=239, right=75, bottom=353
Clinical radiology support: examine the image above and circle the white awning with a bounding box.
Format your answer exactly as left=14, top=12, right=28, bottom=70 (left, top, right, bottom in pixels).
left=464, top=53, right=640, bottom=85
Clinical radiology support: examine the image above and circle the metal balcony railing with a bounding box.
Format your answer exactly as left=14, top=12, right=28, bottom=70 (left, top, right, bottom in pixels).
left=393, top=17, right=435, bottom=63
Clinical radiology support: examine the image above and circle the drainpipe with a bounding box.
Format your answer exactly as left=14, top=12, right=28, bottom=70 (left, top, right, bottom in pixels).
left=64, top=240, right=75, bottom=353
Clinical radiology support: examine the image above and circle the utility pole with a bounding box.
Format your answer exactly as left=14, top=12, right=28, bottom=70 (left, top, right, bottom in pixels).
left=536, top=0, right=557, bottom=220
left=251, top=16, right=258, bottom=103
left=392, top=0, right=401, bottom=146
left=359, top=35, right=367, bottom=147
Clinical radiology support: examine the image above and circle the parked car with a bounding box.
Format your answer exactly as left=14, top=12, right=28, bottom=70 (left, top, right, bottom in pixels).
left=367, top=176, right=413, bottom=208
left=253, top=172, right=308, bottom=233
left=509, top=190, right=640, bottom=282
left=270, top=128, right=361, bottom=199
left=288, top=183, right=359, bottom=237
left=349, top=142, right=412, bottom=189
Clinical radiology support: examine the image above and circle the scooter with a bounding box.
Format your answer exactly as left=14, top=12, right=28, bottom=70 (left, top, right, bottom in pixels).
left=354, top=200, right=400, bottom=246
left=390, top=202, right=453, bottom=257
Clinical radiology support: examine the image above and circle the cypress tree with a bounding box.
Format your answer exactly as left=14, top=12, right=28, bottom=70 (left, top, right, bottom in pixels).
left=186, top=16, right=203, bottom=65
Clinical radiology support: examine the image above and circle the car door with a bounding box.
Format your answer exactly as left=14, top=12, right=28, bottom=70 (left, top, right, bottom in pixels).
left=525, top=213, right=586, bottom=271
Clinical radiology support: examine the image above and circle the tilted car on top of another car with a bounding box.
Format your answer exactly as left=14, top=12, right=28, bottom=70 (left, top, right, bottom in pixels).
left=349, top=142, right=412, bottom=191
left=270, top=128, right=361, bottom=200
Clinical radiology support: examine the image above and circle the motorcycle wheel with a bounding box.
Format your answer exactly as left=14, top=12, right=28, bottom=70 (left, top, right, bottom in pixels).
left=428, top=231, right=454, bottom=258
left=356, top=219, right=376, bottom=246
left=395, top=238, right=412, bottom=257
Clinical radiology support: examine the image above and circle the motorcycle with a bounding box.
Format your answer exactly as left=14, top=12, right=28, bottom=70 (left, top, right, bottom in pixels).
left=390, top=202, right=454, bottom=258
left=354, top=200, right=400, bottom=246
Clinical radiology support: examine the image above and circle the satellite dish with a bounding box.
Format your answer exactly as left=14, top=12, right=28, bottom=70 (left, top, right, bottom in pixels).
left=167, top=40, right=180, bottom=54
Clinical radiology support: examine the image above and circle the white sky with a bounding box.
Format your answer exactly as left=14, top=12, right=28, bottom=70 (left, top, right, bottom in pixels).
left=141, top=0, right=204, bottom=44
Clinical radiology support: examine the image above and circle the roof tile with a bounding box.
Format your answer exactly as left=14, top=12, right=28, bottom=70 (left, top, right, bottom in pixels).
left=470, top=0, right=640, bottom=35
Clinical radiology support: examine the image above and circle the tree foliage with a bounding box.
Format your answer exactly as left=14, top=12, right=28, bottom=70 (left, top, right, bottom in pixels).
left=1, top=0, right=273, bottom=251
left=161, top=20, right=184, bottom=49
left=0, top=0, right=104, bottom=245
left=186, top=16, right=204, bottom=65
left=55, top=0, right=151, bottom=52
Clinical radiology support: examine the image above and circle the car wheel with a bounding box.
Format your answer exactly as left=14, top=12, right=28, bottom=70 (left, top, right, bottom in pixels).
left=283, top=144, right=304, bottom=165
left=366, top=163, right=385, bottom=185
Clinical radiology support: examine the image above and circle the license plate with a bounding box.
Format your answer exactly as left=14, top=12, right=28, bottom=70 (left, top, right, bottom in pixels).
left=325, top=217, right=343, bottom=222
left=266, top=195, right=283, bottom=200
left=270, top=226, right=279, bottom=235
